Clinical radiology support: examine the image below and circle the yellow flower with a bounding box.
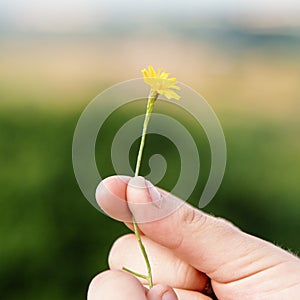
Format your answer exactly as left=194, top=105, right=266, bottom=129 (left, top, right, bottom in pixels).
left=141, top=65, right=181, bottom=100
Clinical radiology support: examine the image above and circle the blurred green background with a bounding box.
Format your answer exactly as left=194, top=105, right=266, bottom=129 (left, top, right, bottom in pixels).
left=1, top=1, right=300, bottom=299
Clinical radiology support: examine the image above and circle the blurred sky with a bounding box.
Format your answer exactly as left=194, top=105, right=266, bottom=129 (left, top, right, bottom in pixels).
left=1, top=0, right=300, bottom=33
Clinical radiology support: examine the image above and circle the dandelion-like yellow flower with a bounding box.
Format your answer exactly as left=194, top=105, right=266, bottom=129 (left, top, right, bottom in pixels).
left=141, top=65, right=181, bottom=100
left=123, top=65, right=181, bottom=288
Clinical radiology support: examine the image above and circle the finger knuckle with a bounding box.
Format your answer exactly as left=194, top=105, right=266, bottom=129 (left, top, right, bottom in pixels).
left=182, top=207, right=208, bottom=229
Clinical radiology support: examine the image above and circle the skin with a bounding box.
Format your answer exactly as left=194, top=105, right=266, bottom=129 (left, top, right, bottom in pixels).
left=88, top=176, right=300, bottom=300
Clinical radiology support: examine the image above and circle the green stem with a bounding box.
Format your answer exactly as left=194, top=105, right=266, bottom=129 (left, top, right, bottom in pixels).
left=122, top=267, right=148, bottom=280
left=134, top=90, right=158, bottom=177
left=132, top=216, right=153, bottom=288
left=124, top=90, right=158, bottom=289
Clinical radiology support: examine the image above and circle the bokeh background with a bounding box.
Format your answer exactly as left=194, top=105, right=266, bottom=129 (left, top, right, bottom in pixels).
left=1, top=0, right=300, bottom=299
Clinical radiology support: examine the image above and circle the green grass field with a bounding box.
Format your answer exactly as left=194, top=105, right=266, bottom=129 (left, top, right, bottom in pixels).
left=0, top=36, right=299, bottom=299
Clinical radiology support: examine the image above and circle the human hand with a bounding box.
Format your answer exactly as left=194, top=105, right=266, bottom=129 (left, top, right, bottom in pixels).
left=88, top=176, right=300, bottom=299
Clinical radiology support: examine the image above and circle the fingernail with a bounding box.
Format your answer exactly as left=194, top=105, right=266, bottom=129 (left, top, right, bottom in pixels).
left=162, top=291, right=177, bottom=300
left=146, top=180, right=162, bottom=207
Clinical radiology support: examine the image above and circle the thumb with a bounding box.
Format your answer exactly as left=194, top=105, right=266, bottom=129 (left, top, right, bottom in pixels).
left=96, top=175, right=299, bottom=285
left=125, top=176, right=298, bottom=284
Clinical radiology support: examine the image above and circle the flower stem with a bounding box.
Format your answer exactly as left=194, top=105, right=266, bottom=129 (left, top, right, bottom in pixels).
left=135, top=90, right=158, bottom=177
left=122, top=267, right=148, bottom=280
left=123, top=90, right=158, bottom=289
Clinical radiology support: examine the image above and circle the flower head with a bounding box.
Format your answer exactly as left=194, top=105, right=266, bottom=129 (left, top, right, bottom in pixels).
left=141, top=65, right=181, bottom=100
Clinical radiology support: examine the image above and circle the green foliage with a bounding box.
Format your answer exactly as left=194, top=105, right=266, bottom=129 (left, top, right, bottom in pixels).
left=0, top=106, right=299, bottom=299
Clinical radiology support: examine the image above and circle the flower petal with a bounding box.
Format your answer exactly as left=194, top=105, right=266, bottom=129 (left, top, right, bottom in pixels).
left=141, top=66, right=181, bottom=100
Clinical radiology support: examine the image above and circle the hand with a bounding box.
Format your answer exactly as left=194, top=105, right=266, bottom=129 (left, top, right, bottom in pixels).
left=88, top=176, right=300, bottom=300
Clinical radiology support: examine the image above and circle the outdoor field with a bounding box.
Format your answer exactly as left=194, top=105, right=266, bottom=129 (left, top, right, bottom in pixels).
left=0, top=6, right=300, bottom=299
